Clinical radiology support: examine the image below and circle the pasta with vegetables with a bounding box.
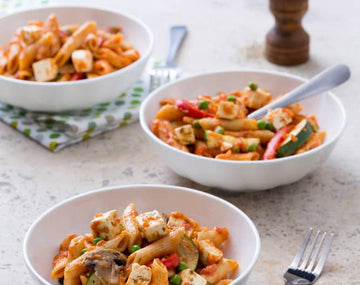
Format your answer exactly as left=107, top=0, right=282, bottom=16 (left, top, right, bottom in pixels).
left=0, top=13, right=140, bottom=82
left=51, top=203, right=239, bottom=285
left=152, top=82, right=325, bottom=160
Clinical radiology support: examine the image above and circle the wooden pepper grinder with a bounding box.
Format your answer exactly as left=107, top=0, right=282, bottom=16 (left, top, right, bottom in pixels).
left=265, top=0, right=310, bottom=65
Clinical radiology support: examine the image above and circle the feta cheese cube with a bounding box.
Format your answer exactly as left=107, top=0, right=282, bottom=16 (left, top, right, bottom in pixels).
left=198, top=239, right=223, bottom=265
left=136, top=210, right=168, bottom=242
left=174, top=124, right=195, bottom=145
left=32, top=58, right=58, bottom=82
left=71, top=49, right=93, bottom=72
left=90, top=209, right=123, bottom=240
left=243, top=87, right=272, bottom=109
left=180, top=269, right=207, bottom=285
left=126, top=263, right=152, bottom=285
left=218, top=101, right=238, bottom=120
left=21, top=25, right=42, bottom=44
left=265, top=108, right=293, bottom=131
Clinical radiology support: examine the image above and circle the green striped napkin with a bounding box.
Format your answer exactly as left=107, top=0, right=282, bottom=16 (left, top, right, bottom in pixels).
left=0, top=74, right=149, bottom=151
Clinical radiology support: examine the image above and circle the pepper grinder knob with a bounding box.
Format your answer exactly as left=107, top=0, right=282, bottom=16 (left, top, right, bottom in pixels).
left=265, top=0, right=310, bottom=65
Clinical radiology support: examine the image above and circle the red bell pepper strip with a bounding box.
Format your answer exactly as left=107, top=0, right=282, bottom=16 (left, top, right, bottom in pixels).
left=263, top=124, right=294, bottom=160
left=161, top=253, right=180, bottom=270
left=175, top=99, right=214, bottom=118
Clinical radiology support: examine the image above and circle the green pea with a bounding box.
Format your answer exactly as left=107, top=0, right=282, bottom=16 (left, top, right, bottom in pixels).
left=80, top=248, right=87, bottom=255
left=169, top=274, right=182, bottom=285
left=265, top=122, right=274, bottom=131
left=227, top=95, right=236, bottom=103
left=129, top=245, right=141, bottom=254
left=214, top=126, right=225, bottom=135
left=249, top=81, right=258, bottom=91
left=233, top=146, right=240, bottom=153
left=177, top=261, right=188, bottom=271
left=192, top=119, right=202, bottom=129
left=93, top=237, right=104, bottom=245
left=247, top=143, right=257, bottom=152
left=257, top=120, right=267, bottom=130
left=198, top=100, right=209, bottom=110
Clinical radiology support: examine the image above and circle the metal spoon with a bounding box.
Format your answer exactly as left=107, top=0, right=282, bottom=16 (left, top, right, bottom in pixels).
left=247, top=64, right=351, bottom=119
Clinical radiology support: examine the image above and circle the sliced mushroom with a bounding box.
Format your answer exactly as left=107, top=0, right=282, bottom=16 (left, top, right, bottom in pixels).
left=84, top=249, right=127, bottom=285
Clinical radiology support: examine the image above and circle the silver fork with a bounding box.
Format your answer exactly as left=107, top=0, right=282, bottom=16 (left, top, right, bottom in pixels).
left=149, top=26, right=187, bottom=92
left=284, top=228, right=334, bottom=285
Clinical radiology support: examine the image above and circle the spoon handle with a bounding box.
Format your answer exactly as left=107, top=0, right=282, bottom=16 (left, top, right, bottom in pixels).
left=247, top=64, right=351, bottom=119
left=166, top=26, right=187, bottom=66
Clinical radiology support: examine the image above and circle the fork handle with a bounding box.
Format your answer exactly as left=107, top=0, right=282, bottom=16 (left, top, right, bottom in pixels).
left=166, top=26, right=187, bottom=66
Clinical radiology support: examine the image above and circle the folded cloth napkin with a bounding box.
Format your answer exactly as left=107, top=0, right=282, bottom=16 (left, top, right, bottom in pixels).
left=0, top=70, right=151, bottom=151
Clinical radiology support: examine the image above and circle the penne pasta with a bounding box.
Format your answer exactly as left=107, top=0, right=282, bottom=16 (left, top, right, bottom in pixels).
left=0, top=14, right=139, bottom=81
left=7, top=41, right=21, bottom=74
left=197, top=227, right=229, bottom=247
left=201, top=258, right=239, bottom=284
left=14, top=69, right=33, bottom=80
left=0, top=48, right=8, bottom=74
left=150, top=258, right=168, bottom=285
left=55, top=21, right=96, bottom=67
left=94, top=59, right=114, bottom=75
left=220, top=118, right=258, bottom=131
left=121, top=203, right=142, bottom=249
left=83, top=33, right=99, bottom=52
left=127, top=227, right=184, bottom=265
left=51, top=204, right=239, bottom=285
left=152, top=83, right=325, bottom=160
left=102, top=33, right=123, bottom=49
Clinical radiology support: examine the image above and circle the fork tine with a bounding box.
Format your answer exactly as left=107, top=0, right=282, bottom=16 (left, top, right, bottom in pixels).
left=299, top=230, right=320, bottom=270
left=169, top=69, right=178, bottom=82
left=149, top=70, right=162, bottom=92
left=159, top=70, right=170, bottom=86
left=149, top=74, right=155, bottom=92
left=313, top=233, right=334, bottom=275
left=290, top=228, right=313, bottom=268
left=305, top=231, right=326, bottom=271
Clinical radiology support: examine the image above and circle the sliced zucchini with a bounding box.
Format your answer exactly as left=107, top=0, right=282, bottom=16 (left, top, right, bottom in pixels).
left=176, top=235, right=199, bottom=270
left=86, top=272, right=103, bottom=285
left=276, top=119, right=313, bottom=157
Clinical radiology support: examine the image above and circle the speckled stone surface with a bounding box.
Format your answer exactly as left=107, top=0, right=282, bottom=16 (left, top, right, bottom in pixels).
left=1, top=0, right=360, bottom=284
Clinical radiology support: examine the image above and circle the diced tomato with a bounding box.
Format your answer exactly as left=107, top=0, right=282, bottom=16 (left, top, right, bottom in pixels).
left=200, top=264, right=218, bottom=275
left=183, top=223, right=192, bottom=231
left=70, top=72, right=86, bottom=81
left=263, top=124, right=294, bottom=160
left=161, top=253, right=179, bottom=270
left=175, top=99, right=214, bottom=119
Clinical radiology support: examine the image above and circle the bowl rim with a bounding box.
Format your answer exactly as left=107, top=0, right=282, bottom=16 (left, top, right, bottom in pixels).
left=23, top=183, right=261, bottom=284
left=0, top=5, right=154, bottom=86
left=140, top=69, right=347, bottom=164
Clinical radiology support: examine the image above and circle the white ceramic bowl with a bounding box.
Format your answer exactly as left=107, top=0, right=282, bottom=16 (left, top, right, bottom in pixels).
left=0, top=6, right=153, bottom=112
left=23, top=184, right=260, bottom=285
left=140, top=70, right=346, bottom=191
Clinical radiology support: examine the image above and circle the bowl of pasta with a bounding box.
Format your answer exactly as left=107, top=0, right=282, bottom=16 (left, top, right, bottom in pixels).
left=140, top=70, right=346, bottom=191
left=0, top=6, right=153, bottom=112
left=23, top=184, right=260, bottom=285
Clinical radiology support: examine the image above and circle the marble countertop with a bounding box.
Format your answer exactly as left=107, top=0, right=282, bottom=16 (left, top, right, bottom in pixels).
left=1, top=0, right=359, bottom=284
